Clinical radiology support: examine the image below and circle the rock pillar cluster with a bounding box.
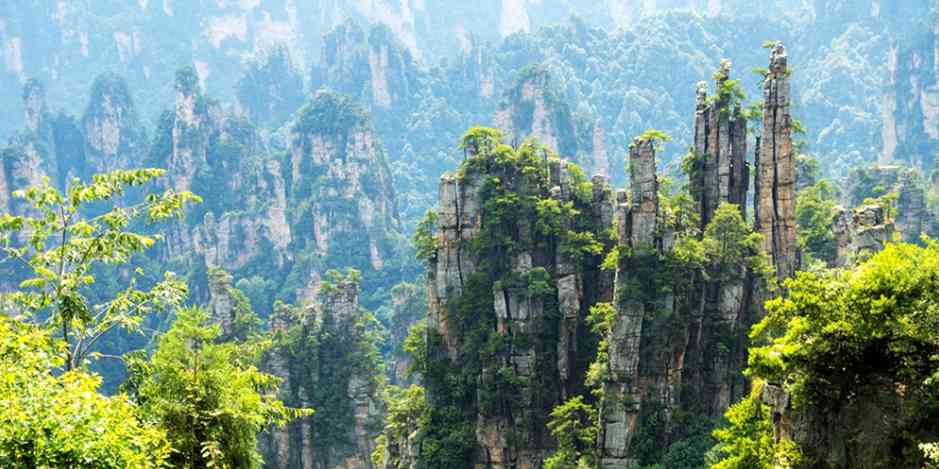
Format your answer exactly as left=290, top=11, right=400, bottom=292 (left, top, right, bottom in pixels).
left=691, top=60, right=749, bottom=227
left=424, top=136, right=614, bottom=469
left=755, top=44, right=800, bottom=282
left=597, top=45, right=799, bottom=466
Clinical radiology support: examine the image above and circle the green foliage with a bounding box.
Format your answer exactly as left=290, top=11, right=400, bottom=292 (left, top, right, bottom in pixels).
left=738, top=242, right=939, bottom=466
left=84, top=72, right=138, bottom=125
left=273, top=269, right=386, bottom=466
left=414, top=209, right=439, bottom=262
left=208, top=267, right=262, bottom=341
left=861, top=191, right=899, bottom=221
left=711, top=77, right=747, bottom=113
left=0, top=169, right=199, bottom=370
left=749, top=242, right=939, bottom=403
left=923, top=442, right=939, bottom=469
left=460, top=126, right=503, bottom=158
left=175, top=66, right=199, bottom=95
left=795, top=180, right=839, bottom=264
left=413, top=128, right=612, bottom=468
left=709, top=382, right=799, bottom=469
left=636, top=128, right=672, bottom=151
left=129, top=307, right=308, bottom=469
left=372, top=385, right=427, bottom=468
left=544, top=396, right=599, bottom=469
left=295, top=91, right=368, bottom=137
left=526, top=266, right=554, bottom=297
left=697, top=203, right=769, bottom=281
left=234, top=275, right=277, bottom=319
left=236, top=45, right=305, bottom=127
left=0, top=317, right=169, bottom=468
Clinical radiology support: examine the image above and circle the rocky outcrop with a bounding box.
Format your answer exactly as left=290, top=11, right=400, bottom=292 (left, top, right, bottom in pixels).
left=236, top=45, right=305, bottom=129
left=421, top=130, right=614, bottom=469
left=832, top=204, right=895, bottom=266
left=387, top=282, right=426, bottom=385
left=262, top=273, right=383, bottom=469
left=847, top=165, right=927, bottom=243
left=285, top=91, right=401, bottom=288
left=690, top=60, right=749, bottom=228
left=494, top=66, right=579, bottom=164
left=167, top=67, right=209, bottom=194
left=311, top=21, right=420, bottom=112
left=82, top=72, right=146, bottom=173
left=880, top=10, right=939, bottom=170
left=755, top=44, right=800, bottom=283
left=22, top=79, right=45, bottom=135
left=1, top=79, right=60, bottom=214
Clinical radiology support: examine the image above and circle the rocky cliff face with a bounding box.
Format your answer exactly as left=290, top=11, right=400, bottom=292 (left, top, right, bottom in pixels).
left=491, top=63, right=613, bottom=178
left=755, top=44, right=800, bottom=283
left=494, top=67, right=580, bottom=166
left=880, top=9, right=939, bottom=169
left=390, top=45, right=804, bottom=469
left=312, top=21, right=420, bottom=113
left=82, top=73, right=147, bottom=174
left=418, top=129, right=614, bottom=468
left=690, top=60, right=749, bottom=228
left=599, top=137, right=671, bottom=468
left=262, top=272, right=384, bottom=469
left=285, top=91, right=401, bottom=289
left=143, top=68, right=404, bottom=305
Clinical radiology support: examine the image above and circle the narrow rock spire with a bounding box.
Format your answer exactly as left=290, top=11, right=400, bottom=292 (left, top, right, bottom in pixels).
left=755, top=44, right=799, bottom=281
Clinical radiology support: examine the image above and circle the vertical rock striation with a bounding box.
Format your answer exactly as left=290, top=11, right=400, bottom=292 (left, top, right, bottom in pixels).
left=600, top=136, right=667, bottom=468
left=755, top=44, right=800, bottom=282
left=493, top=66, right=580, bottom=164
left=691, top=60, right=749, bottom=228
left=82, top=72, right=146, bottom=174
left=422, top=130, right=614, bottom=469
left=262, top=274, right=383, bottom=469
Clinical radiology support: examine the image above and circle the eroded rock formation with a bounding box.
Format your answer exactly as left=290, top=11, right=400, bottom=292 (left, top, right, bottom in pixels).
left=600, top=136, right=669, bottom=468
left=82, top=72, right=146, bottom=173
left=262, top=274, right=383, bottom=469
left=832, top=204, right=895, bottom=266
left=423, top=131, right=614, bottom=469
left=755, top=44, right=800, bottom=282
left=691, top=60, right=749, bottom=227
left=494, top=67, right=579, bottom=164
left=847, top=165, right=926, bottom=243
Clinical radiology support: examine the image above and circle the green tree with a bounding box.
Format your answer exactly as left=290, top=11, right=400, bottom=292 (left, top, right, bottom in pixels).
left=372, top=384, right=427, bottom=468
left=795, top=180, right=838, bottom=264
left=544, top=396, right=599, bottom=469
left=0, top=169, right=199, bottom=370
left=708, top=382, right=790, bottom=469
left=413, top=209, right=439, bottom=262
left=690, top=202, right=769, bottom=281
left=0, top=316, right=169, bottom=468
left=714, top=241, right=939, bottom=468
left=128, top=307, right=308, bottom=469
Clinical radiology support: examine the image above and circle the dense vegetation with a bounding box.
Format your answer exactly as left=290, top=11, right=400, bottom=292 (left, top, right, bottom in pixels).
left=0, top=171, right=307, bottom=468
left=3, top=2, right=939, bottom=468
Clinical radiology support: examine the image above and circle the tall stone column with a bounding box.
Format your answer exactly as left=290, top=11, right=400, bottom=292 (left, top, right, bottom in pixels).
left=755, top=44, right=799, bottom=282
left=599, top=136, right=662, bottom=468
